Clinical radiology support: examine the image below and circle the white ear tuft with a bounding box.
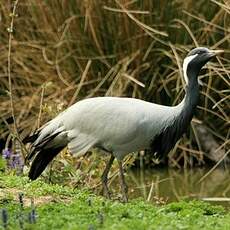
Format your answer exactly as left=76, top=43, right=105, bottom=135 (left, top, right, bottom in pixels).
left=182, top=54, right=198, bottom=85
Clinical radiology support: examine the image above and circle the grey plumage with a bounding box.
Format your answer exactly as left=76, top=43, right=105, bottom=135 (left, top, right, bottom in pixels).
left=25, top=47, right=223, bottom=202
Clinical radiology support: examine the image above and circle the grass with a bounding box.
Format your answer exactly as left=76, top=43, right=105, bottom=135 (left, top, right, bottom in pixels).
left=0, top=0, right=229, bottom=167
left=0, top=173, right=230, bottom=229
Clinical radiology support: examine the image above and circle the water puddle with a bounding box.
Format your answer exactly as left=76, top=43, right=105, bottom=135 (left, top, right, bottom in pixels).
left=124, top=167, right=230, bottom=207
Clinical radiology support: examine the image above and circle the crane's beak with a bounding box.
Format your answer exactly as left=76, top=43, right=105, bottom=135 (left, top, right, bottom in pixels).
left=209, top=49, right=224, bottom=57
left=198, top=49, right=224, bottom=86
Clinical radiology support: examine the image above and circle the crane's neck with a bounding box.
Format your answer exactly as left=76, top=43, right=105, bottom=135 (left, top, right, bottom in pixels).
left=182, top=62, right=200, bottom=115
left=169, top=68, right=200, bottom=144
left=150, top=70, right=200, bottom=161
left=183, top=74, right=200, bottom=112
left=167, top=67, right=200, bottom=153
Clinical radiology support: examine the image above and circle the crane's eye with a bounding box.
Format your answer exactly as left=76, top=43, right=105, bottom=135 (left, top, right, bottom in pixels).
left=197, top=50, right=205, bottom=55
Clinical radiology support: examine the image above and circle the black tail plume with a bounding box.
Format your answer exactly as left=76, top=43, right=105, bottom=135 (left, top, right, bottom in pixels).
left=25, top=131, right=62, bottom=163
left=22, top=133, right=40, bottom=144
left=28, top=146, right=63, bottom=180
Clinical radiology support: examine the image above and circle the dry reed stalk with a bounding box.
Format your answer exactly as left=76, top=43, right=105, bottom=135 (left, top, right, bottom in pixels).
left=0, top=1, right=228, bottom=182
left=7, top=0, right=20, bottom=135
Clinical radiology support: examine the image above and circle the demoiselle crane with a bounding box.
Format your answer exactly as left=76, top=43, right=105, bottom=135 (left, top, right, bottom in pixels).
left=25, top=47, right=223, bottom=202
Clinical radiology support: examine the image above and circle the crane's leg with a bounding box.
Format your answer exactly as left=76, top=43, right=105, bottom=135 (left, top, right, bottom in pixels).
left=101, top=155, right=115, bottom=199
left=117, top=160, right=128, bottom=203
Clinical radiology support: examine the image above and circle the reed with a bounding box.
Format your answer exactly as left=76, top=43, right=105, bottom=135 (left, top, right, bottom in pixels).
left=0, top=0, right=229, bottom=176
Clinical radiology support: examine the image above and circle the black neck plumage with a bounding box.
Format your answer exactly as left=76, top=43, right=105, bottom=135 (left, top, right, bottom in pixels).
left=150, top=71, right=200, bottom=161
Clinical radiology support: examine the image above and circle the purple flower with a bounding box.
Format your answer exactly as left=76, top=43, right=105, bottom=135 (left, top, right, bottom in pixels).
left=11, top=154, right=24, bottom=174
left=2, top=148, right=12, bottom=159
left=28, top=209, right=36, bottom=224
left=1, top=209, right=8, bottom=229
left=18, top=193, right=24, bottom=210
left=1, top=148, right=24, bottom=174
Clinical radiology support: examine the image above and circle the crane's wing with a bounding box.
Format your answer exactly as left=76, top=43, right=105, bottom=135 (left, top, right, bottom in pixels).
left=61, top=97, right=171, bottom=155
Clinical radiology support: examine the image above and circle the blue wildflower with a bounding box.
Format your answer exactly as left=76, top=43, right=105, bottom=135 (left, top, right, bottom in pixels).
left=10, top=153, right=24, bottom=174
left=1, top=209, right=8, bottom=229
left=2, top=148, right=12, bottom=159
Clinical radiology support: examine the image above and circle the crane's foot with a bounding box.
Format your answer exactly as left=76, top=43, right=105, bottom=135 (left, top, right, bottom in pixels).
left=102, top=182, right=111, bottom=199
left=121, top=183, right=128, bottom=203
left=101, top=155, right=115, bottom=199
left=118, top=160, right=129, bottom=203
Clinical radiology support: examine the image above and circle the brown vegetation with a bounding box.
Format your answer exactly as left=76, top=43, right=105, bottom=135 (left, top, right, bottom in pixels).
left=0, top=1, right=229, bottom=172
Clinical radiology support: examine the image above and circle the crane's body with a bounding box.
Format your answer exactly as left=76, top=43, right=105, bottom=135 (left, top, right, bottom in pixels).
left=37, top=97, right=182, bottom=159
left=25, top=47, right=223, bottom=202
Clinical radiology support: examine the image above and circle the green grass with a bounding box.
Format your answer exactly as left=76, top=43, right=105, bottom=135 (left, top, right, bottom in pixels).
left=0, top=173, right=230, bottom=230
left=0, top=0, right=229, bottom=169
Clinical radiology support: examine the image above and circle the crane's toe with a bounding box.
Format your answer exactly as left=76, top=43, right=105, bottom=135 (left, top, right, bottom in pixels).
left=121, top=184, right=128, bottom=203
left=101, top=182, right=111, bottom=199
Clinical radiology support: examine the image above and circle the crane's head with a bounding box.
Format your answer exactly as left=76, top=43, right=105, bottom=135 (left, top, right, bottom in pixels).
left=183, top=47, right=224, bottom=85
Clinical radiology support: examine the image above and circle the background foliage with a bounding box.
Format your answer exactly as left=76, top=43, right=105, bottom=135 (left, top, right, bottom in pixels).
left=0, top=0, right=229, bottom=177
